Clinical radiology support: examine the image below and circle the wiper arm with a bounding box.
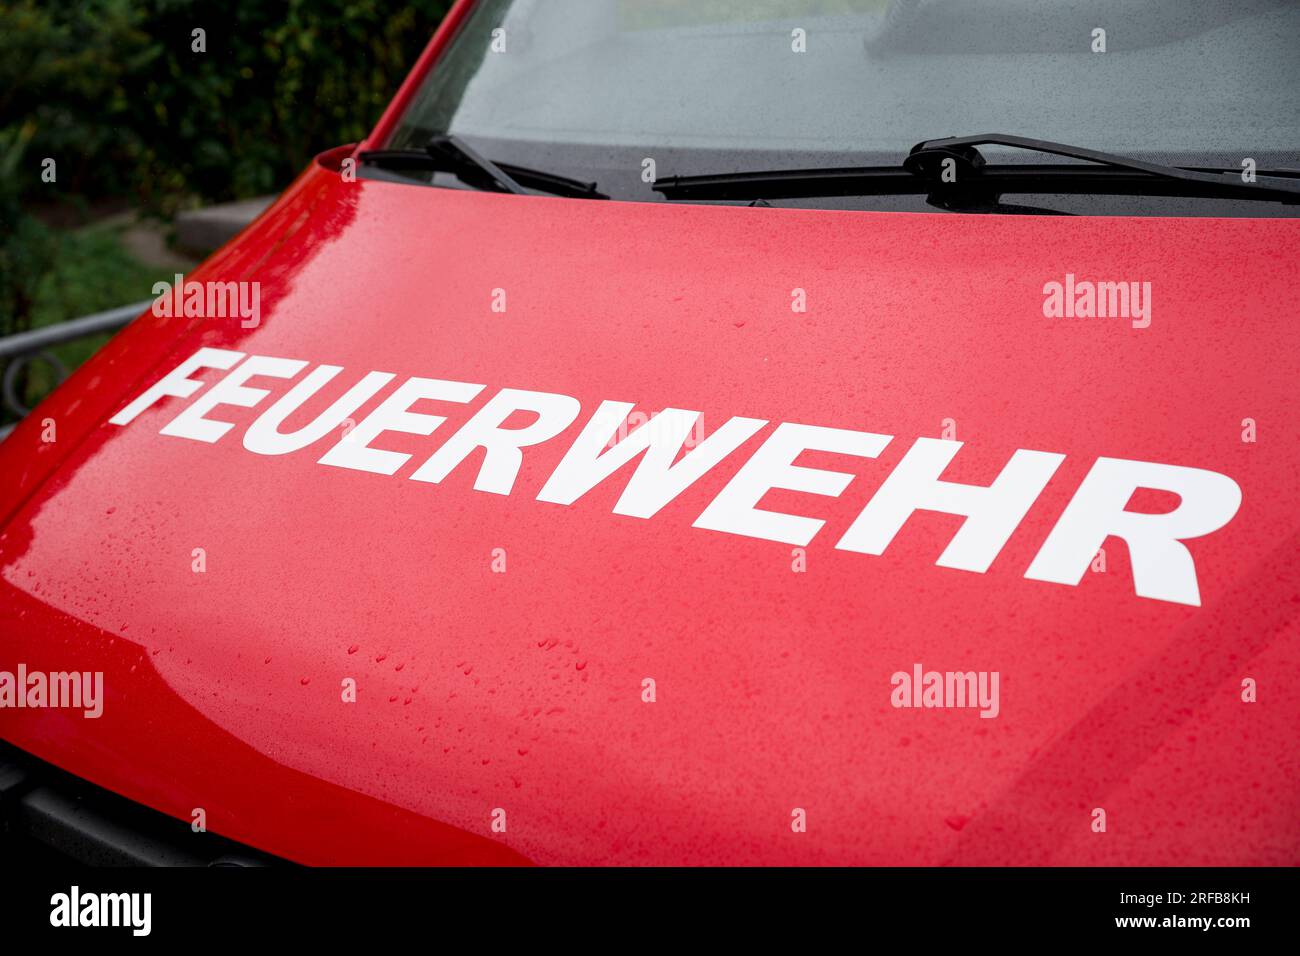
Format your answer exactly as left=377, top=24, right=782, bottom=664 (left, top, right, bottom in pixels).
left=653, top=133, right=1300, bottom=207
left=425, top=134, right=526, bottom=194
left=359, top=135, right=608, bottom=199
left=904, top=133, right=1300, bottom=204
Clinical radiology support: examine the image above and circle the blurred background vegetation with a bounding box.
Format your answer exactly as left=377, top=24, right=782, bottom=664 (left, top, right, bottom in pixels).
left=0, top=0, right=450, bottom=418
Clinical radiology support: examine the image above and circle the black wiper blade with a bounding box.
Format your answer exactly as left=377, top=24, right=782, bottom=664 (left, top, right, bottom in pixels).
left=654, top=133, right=1300, bottom=206
left=654, top=165, right=921, bottom=201
left=359, top=135, right=607, bottom=199
left=905, top=134, right=1300, bottom=204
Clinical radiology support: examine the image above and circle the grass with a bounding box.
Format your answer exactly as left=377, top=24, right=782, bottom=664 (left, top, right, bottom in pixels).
left=5, top=223, right=174, bottom=423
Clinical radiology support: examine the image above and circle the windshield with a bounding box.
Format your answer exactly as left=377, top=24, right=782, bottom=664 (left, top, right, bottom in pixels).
left=382, top=0, right=1300, bottom=215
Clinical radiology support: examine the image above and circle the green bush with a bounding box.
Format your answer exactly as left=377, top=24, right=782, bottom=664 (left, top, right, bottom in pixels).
left=0, top=0, right=450, bottom=415
left=1, top=0, right=452, bottom=213
left=0, top=122, right=57, bottom=336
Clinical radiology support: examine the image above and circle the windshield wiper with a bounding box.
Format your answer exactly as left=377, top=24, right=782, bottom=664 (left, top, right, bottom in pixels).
left=359, top=134, right=608, bottom=199
left=653, top=133, right=1300, bottom=209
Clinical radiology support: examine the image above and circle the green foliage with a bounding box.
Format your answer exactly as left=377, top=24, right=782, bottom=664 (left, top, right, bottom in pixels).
left=0, top=0, right=452, bottom=211
left=30, top=225, right=173, bottom=337
left=2, top=223, right=175, bottom=422
left=0, top=0, right=450, bottom=376
left=0, top=122, right=58, bottom=336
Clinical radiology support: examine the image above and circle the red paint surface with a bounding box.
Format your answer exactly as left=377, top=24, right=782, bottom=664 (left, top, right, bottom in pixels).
left=1, top=152, right=1296, bottom=865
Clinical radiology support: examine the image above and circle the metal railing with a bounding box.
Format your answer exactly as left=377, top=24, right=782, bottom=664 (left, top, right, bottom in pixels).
left=0, top=299, right=152, bottom=440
